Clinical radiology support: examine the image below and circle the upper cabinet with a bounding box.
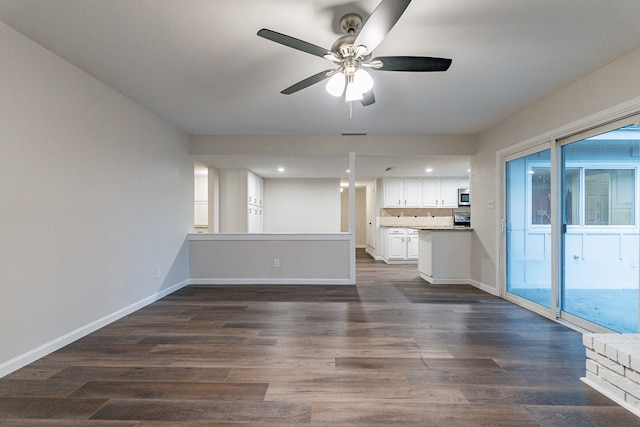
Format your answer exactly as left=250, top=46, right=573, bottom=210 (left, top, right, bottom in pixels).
left=404, top=178, right=422, bottom=207
left=384, top=177, right=422, bottom=207
left=423, top=177, right=460, bottom=208
left=384, top=177, right=468, bottom=208
left=384, top=178, right=403, bottom=207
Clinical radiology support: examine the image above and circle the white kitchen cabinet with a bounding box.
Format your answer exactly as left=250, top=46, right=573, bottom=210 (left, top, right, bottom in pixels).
left=440, top=178, right=460, bottom=207
left=385, top=176, right=468, bottom=208
left=386, top=228, right=407, bottom=259
left=247, top=171, right=263, bottom=232
left=384, top=178, right=422, bottom=207
left=403, top=178, right=422, bottom=207
left=384, top=228, right=419, bottom=262
left=422, top=177, right=462, bottom=208
left=407, top=230, right=419, bottom=259
left=248, top=206, right=263, bottom=233
left=384, top=178, right=404, bottom=207
left=247, top=171, right=263, bottom=207
left=422, top=178, right=441, bottom=207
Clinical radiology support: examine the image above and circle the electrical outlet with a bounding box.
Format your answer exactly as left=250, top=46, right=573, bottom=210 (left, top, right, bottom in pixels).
left=274, top=259, right=280, bottom=268
left=488, top=200, right=494, bottom=209
left=156, top=267, right=161, bottom=278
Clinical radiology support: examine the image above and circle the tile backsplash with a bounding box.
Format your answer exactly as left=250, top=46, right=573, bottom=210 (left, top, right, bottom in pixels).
left=381, top=208, right=453, bottom=217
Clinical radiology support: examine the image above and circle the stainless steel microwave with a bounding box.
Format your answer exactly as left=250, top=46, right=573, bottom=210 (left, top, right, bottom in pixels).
left=458, top=188, right=470, bottom=206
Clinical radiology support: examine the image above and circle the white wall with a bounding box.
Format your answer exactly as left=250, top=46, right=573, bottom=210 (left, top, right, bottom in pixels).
left=472, top=46, right=640, bottom=293
left=264, top=179, right=341, bottom=233
left=0, top=22, right=193, bottom=375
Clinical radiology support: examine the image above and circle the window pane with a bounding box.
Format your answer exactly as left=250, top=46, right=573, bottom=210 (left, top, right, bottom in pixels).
left=506, top=150, right=551, bottom=308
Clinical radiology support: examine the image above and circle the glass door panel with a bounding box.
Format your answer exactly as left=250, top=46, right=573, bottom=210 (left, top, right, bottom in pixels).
left=561, top=125, right=639, bottom=333
left=506, top=149, right=552, bottom=308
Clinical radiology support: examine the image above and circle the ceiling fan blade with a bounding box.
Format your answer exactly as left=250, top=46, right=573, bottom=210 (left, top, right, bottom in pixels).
left=354, top=0, right=411, bottom=54
left=361, top=89, right=376, bottom=106
left=258, top=29, right=331, bottom=58
left=371, top=56, right=452, bottom=72
left=281, top=70, right=334, bottom=95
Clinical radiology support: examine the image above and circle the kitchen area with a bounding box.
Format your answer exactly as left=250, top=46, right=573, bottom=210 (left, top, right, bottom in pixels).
left=366, top=176, right=473, bottom=284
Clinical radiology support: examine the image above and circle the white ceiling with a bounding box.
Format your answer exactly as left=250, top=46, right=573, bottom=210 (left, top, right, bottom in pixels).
left=3, top=0, right=640, bottom=182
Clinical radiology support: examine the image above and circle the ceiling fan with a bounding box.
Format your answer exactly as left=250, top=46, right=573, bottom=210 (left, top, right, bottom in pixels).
left=257, top=0, right=452, bottom=106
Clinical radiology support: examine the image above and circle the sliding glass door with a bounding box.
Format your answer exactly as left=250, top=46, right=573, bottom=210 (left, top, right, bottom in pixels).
left=504, top=121, right=639, bottom=333
left=505, top=148, right=552, bottom=310
left=560, top=125, right=639, bottom=332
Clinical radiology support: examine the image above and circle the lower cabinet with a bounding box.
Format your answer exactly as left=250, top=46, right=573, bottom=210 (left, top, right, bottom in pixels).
left=384, top=228, right=418, bottom=262
left=248, top=206, right=263, bottom=233
left=407, top=230, right=419, bottom=259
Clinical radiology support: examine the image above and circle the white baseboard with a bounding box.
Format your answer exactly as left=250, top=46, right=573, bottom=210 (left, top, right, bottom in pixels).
left=468, top=279, right=500, bottom=296
left=0, top=279, right=190, bottom=379
left=419, top=273, right=470, bottom=285
left=382, top=259, right=418, bottom=265
left=418, top=275, right=500, bottom=297
left=189, top=278, right=352, bottom=286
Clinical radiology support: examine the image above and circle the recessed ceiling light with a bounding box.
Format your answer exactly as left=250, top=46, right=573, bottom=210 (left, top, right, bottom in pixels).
left=346, top=169, right=350, bottom=173
left=425, top=168, right=433, bottom=173
left=277, top=167, right=285, bottom=172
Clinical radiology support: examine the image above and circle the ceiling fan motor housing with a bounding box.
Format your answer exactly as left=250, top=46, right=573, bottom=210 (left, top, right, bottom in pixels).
left=331, top=34, right=357, bottom=59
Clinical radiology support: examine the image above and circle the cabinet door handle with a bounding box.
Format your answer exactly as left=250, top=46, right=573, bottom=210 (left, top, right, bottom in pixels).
left=436, top=200, right=438, bottom=205
left=442, top=199, right=444, bottom=205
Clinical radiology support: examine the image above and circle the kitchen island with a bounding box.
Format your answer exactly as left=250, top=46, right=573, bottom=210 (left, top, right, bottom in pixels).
left=414, top=227, right=473, bottom=284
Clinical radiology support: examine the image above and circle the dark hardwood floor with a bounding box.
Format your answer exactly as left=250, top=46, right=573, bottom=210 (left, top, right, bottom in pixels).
left=1, top=249, right=638, bottom=426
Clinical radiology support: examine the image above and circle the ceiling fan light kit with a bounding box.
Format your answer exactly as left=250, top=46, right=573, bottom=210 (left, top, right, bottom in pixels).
left=257, top=0, right=452, bottom=107
left=325, top=68, right=374, bottom=100
left=326, top=71, right=346, bottom=97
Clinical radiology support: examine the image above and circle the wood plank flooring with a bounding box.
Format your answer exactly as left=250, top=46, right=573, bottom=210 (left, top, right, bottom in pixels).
left=1, top=249, right=639, bottom=426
